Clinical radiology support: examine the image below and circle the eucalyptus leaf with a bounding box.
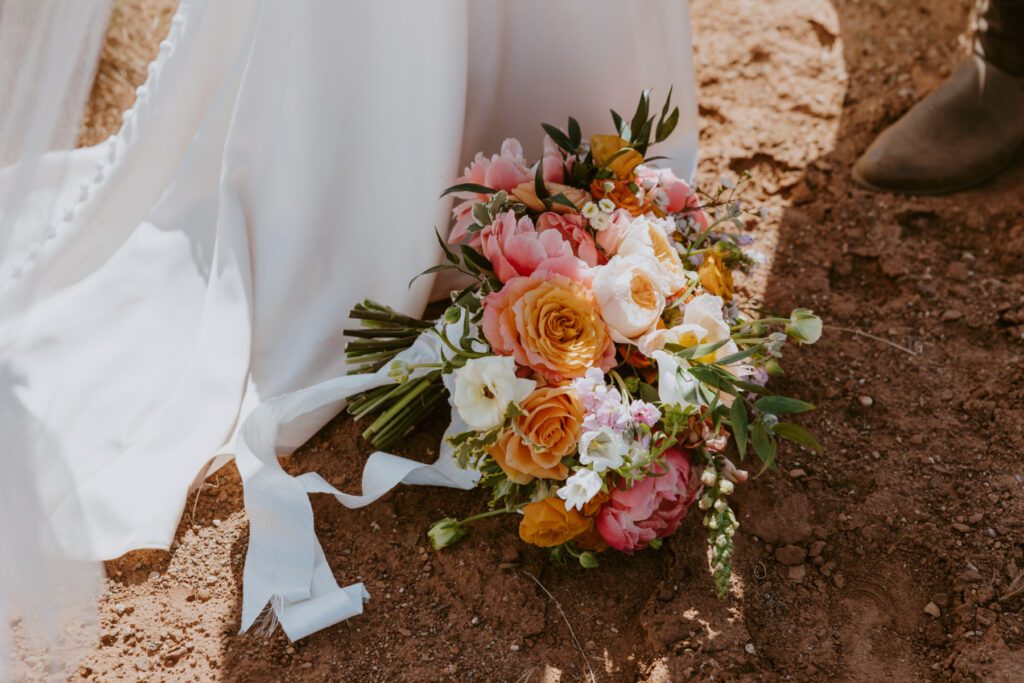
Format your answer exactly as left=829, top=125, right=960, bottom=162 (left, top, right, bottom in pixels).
left=472, top=202, right=491, bottom=226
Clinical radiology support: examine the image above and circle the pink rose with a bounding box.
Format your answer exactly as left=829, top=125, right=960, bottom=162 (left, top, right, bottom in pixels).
left=596, top=448, right=700, bottom=553
left=479, top=211, right=592, bottom=284
left=595, top=208, right=634, bottom=256
left=536, top=212, right=600, bottom=266
left=636, top=167, right=710, bottom=231
left=449, top=139, right=532, bottom=244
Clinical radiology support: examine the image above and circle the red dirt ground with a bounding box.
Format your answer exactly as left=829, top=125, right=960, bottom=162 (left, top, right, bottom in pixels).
left=75, top=0, right=1024, bottom=680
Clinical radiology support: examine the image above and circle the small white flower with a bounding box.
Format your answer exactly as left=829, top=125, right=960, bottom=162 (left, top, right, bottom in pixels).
left=652, top=188, right=669, bottom=206
left=557, top=469, right=604, bottom=511
left=598, top=198, right=616, bottom=213
left=603, top=180, right=616, bottom=192
left=700, top=469, right=717, bottom=487
left=452, top=356, right=536, bottom=432
left=719, top=479, right=735, bottom=495
left=582, top=202, right=599, bottom=220
left=590, top=213, right=611, bottom=232
left=714, top=498, right=728, bottom=512
left=578, top=427, right=629, bottom=472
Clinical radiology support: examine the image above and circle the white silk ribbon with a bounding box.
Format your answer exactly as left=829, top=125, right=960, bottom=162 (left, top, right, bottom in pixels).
left=233, top=319, right=479, bottom=641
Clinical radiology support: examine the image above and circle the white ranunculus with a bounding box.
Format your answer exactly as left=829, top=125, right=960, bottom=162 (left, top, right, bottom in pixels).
left=556, top=469, right=604, bottom=512
left=653, top=350, right=702, bottom=410
left=452, top=356, right=536, bottom=432
left=616, top=216, right=688, bottom=294
left=578, top=427, right=629, bottom=472
left=591, top=253, right=667, bottom=343
left=636, top=322, right=708, bottom=357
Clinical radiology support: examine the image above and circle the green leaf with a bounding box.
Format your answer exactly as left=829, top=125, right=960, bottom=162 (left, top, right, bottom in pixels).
left=655, top=107, right=679, bottom=142
left=672, top=339, right=730, bottom=360
left=629, top=90, right=650, bottom=148
left=460, top=245, right=494, bottom=275
left=732, top=379, right=771, bottom=395
left=610, top=109, right=628, bottom=140
left=533, top=162, right=550, bottom=202
left=472, top=202, right=491, bottom=226
left=772, top=422, right=822, bottom=452
left=751, top=421, right=771, bottom=463
left=714, top=344, right=763, bottom=367
left=568, top=116, right=581, bottom=148
left=730, top=399, right=749, bottom=458
left=754, top=396, right=815, bottom=415
left=541, top=123, right=574, bottom=152
left=440, top=182, right=497, bottom=197
left=638, top=382, right=660, bottom=404
left=435, top=228, right=459, bottom=265
left=409, top=264, right=456, bottom=288
left=465, top=222, right=485, bottom=234
left=547, top=193, right=578, bottom=211
left=659, top=85, right=674, bottom=120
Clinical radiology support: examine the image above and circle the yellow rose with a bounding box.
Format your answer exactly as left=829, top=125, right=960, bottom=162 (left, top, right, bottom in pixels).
left=518, top=497, right=592, bottom=547
left=590, top=134, right=643, bottom=178
left=511, top=181, right=591, bottom=214
left=482, top=275, right=616, bottom=382
left=487, top=386, right=584, bottom=484
left=699, top=253, right=734, bottom=300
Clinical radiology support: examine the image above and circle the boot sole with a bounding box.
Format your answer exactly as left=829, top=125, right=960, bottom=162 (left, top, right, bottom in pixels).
left=849, top=150, right=1020, bottom=196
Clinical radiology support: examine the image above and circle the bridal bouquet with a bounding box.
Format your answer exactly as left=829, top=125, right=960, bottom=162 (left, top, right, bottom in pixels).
left=344, top=91, right=821, bottom=598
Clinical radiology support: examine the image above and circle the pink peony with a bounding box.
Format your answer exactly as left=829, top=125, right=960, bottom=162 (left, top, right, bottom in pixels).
left=536, top=212, right=600, bottom=266
left=541, top=135, right=572, bottom=183
left=596, top=448, right=700, bottom=553
left=449, top=139, right=532, bottom=244
left=479, top=211, right=592, bottom=284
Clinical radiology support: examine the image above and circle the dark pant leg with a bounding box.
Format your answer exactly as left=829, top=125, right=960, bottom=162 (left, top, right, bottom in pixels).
left=976, top=0, right=1024, bottom=76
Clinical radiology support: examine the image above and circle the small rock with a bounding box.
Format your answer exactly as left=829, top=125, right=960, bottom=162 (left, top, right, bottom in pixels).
left=977, top=608, right=996, bottom=627
left=952, top=523, right=970, bottom=533
left=510, top=644, right=520, bottom=651
left=832, top=572, right=846, bottom=589
left=941, top=309, right=962, bottom=322
left=809, top=541, right=826, bottom=558
left=745, top=642, right=756, bottom=655
left=164, top=646, right=187, bottom=664
left=787, top=565, right=806, bottom=582
left=932, top=592, right=950, bottom=608
left=196, top=587, right=212, bottom=602
left=113, top=604, right=127, bottom=616
left=924, top=602, right=941, bottom=618
left=212, top=519, right=221, bottom=527
left=470, top=617, right=479, bottom=626
left=788, top=468, right=807, bottom=479
left=148, top=571, right=160, bottom=580
left=776, top=545, right=808, bottom=566
left=858, top=395, right=874, bottom=407
left=962, top=568, right=983, bottom=582
left=284, top=646, right=295, bottom=655
left=968, top=512, right=984, bottom=524
left=134, top=659, right=151, bottom=672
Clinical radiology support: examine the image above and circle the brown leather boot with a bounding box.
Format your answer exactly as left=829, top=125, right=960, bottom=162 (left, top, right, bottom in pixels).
left=852, top=56, right=1024, bottom=194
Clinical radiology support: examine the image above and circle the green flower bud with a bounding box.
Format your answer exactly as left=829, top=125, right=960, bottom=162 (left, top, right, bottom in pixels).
left=579, top=552, right=599, bottom=569
left=427, top=518, right=468, bottom=550
left=387, top=360, right=410, bottom=384
left=785, top=308, right=822, bottom=344
left=766, top=358, right=784, bottom=376
left=444, top=306, right=462, bottom=324
left=712, top=239, right=743, bottom=265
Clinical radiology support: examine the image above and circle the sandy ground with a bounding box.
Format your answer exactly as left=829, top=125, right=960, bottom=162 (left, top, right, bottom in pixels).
left=72, top=0, right=1024, bottom=680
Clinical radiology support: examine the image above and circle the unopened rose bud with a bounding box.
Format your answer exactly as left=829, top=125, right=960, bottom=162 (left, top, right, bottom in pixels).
left=701, top=469, right=717, bottom=487
left=785, top=308, right=823, bottom=344
left=444, top=306, right=461, bottom=324
left=427, top=518, right=468, bottom=550
left=579, top=552, right=599, bottom=569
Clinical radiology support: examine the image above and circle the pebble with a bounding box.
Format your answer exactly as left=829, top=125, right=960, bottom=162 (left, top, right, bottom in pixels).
left=832, top=572, right=846, bottom=589
left=962, top=568, right=983, bottom=582
left=212, top=519, right=221, bottom=527
left=941, top=309, right=962, bottom=322
left=976, top=608, right=996, bottom=627
left=148, top=571, right=160, bottom=580
left=809, top=541, right=826, bottom=558
left=196, top=587, right=212, bottom=602
left=745, top=642, right=756, bottom=655
left=510, top=644, right=520, bottom=651
left=787, top=565, right=806, bottom=582
left=968, top=512, right=984, bottom=524
left=788, top=468, right=807, bottom=479
left=924, top=602, right=941, bottom=618
left=952, top=523, right=971, bottom=533
left=858, top=395, right=873, bottom=407
left=776, top=545, right=808, bottom=566
left=134, top=658, right=151, bottom=672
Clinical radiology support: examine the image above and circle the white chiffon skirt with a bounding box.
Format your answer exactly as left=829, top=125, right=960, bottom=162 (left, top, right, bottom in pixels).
left=0, top=0, right=698, bottom=640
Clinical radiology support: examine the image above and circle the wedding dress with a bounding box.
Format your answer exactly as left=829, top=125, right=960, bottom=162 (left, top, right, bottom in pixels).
left=0, top=0, right=698, bottom=645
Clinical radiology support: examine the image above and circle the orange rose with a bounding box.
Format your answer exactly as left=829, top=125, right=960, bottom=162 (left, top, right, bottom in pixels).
left=519, top=497, right=591, bottom=547
left=511, top=181, right=591, bottom=214
left=590, top=135, right=643, bottom=178
left=481, top=275, right=616, bottom=382
left=699, top=253, right=734, bottom=300
left=590, top=178, right=647, bottom=216
left=487, top=386, right=584, bottom=484
left=573, top=522, right=610, bottom=553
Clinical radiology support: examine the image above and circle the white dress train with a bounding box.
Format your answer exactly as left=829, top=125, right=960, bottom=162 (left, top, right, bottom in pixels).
left=0, top=0, right=698, bottom=640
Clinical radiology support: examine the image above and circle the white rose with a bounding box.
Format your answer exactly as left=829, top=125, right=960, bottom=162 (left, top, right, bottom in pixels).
left=556, top=468, right=604, bottom=512
left=452, top=356, right=536, bottom=431
left=616, top=216, right=688, bottom=294
left=591, top=254, right=667, bottom=343
left=578, top=427, right=629, bottom=472
left=653, top=350, right=702, bottom=410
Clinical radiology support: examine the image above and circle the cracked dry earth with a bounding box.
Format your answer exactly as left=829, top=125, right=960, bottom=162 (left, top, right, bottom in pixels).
left=73, top=0, right=1024, bottom=680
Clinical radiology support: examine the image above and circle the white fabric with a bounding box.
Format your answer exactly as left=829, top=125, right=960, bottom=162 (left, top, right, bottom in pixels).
left=0, top=0, right=699, bottom=640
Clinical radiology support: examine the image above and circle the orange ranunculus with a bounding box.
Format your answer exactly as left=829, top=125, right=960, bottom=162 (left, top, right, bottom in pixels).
left=487, top=386, right=584, bottom=484
left=590, top=178, right=647, bottom=216
left=519, top=497, right=591, bottom=548
left=581, top=490, right=610, bottom=517
left=481, top=275, right=616, bottom=382
left=511, top=181, right=591, bottom=214
left=699, top=253, right=734, bottom=300
left=573, top=521, right=610, bottom=553
left=590, top=135, right=643, bottom=178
